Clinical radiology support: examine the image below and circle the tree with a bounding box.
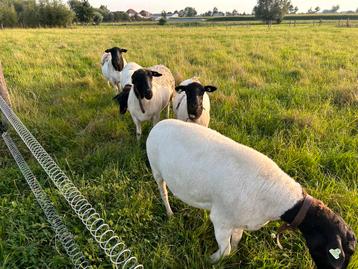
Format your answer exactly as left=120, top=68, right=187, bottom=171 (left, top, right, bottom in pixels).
left=161, top=10, right=167, bottom=19
left=322, top=5, right=340, bottom=14
left=158, top=17, right=166, bottom=25
left=112, top=11, right=129, bottom=22
left=315, top=6, right=320, bottom=13
left=97, top=5, right=111, bottom=22
left=0, top=2, right=18, bottom=27
left=178, top=9, right=185, bottom=17
left=183, top=7, right=197, bottom=17
left=291, top=6, right=298, bottom=14
left=232, top=9, right=238, bottom=16
left=253, top=0, right=292, bottom=24
left=331, top=5, right=340, bottom=13
left=38, top=0, right=74, bottom=27
left=202, top=10, right=212, bottom=16
left=213, top=7, right=218, bottom=14
left=68, top=0, right=94, bottom=23
left=93, top=11, right=103, bottom=24
left=21, top=0, right=40, bottom=27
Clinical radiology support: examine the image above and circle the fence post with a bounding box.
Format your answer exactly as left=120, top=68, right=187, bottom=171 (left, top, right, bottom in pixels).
left=0, top=62, right=11, bottom=131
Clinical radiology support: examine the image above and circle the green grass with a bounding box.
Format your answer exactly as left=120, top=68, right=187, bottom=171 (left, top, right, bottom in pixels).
left=0, top=24, right=357, bottom=268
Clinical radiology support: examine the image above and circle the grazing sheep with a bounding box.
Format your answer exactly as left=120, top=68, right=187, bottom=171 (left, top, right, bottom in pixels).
left=101, top=47, right=128, bottom=92
left=146, top=119, right=356, bottom=268
left=173, top=78, right=217, bottom=127
left=114, top=65, right=175, bottom=140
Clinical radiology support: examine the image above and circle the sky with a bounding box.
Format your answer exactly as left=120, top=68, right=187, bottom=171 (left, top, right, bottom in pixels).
left=88, top=0, right=357, bottom=14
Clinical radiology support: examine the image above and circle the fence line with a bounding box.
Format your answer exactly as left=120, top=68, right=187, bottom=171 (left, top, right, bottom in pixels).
left=0, top=94, right=143, bottom=268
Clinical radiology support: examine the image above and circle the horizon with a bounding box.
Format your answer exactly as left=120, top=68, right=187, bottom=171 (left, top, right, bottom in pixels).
left=88, top=0, right=357, bottom=14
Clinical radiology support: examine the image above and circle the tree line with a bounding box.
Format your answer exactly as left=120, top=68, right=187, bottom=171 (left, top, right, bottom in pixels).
left=0, top=0, right=137, bottom=28
left=0, top=0, right=73, bottom=27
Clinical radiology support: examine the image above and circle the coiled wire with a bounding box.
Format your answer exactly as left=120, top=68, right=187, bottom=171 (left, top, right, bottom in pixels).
left=2, top=132, right=91, bottom=268
left=0, top=96, right=143, bottom=269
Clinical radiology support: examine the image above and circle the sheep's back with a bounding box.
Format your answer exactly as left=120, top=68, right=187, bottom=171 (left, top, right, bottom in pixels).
left=147, top=119, right=303, bottom=224
left=149, top=65, right=175, bottom=93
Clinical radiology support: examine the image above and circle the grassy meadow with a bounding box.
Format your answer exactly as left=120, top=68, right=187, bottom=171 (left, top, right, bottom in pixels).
left=0, top=24, right=357, bottom=268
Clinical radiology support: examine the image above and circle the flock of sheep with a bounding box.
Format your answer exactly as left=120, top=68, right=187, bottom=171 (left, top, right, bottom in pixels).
left=101, top=47, right=356, bottom=269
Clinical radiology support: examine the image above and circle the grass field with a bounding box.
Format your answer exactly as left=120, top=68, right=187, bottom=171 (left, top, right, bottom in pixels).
left=0, top=24, right=357, bottom=268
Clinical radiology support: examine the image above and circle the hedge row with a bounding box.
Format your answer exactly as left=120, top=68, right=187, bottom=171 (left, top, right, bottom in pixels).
left=207, top=14, right=358, bottom=22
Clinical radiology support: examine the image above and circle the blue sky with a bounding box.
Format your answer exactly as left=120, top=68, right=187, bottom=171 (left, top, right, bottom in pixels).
left=88, top=0, right=357, bottom=14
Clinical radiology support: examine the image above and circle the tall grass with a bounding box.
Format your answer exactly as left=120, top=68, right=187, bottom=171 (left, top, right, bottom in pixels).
left=0, top=24, right=357, bottom=268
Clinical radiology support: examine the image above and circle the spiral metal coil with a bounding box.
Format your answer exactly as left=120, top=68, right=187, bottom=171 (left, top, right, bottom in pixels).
left=0, top=96, right=143, bottom=269
left=2, top=132, right=91, bottom=268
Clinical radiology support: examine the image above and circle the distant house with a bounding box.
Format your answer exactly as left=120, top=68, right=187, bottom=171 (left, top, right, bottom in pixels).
left=126, top=9, right=138, bottom=17
left=151, top=13, right=162, bottom=20
left=139, top=10, right=152, bottom=18
left=168, top=13, right=179, bottom=19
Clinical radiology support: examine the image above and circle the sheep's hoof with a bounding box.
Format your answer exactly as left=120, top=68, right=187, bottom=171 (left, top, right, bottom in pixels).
left=210, top=250, right=221, bottom=264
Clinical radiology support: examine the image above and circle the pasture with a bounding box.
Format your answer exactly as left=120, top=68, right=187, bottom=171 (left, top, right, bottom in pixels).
left=0, top=24, right=357, bottom=268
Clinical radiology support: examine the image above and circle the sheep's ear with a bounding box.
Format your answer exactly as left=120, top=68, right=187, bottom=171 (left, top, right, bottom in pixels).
left=105, top=48, right=111, bottom=53
left=120, top=48, right=127, bottom=53
left=204, top=86, right=217, bottom=92
left=151, top=71, right=162, bottom=77
left=175, top=86, right=186, bottom=93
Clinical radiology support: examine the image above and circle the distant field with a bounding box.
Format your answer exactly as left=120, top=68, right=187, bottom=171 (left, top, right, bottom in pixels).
left=207, top=13, right=358, bottom=22
left=0, top=24, right=357, bottom=268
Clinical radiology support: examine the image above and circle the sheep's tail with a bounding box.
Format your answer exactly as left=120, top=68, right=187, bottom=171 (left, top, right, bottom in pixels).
left=101, top=53, right=111, bottom=66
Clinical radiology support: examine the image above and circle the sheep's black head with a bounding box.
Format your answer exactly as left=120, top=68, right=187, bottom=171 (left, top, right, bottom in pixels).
left=113, top=84, right=131, bottom=115
left=132, top=69, right=162, bottom=100
left=105, top=47, right=127, bottom=72
left=175, top=82, right=217, bottom=120
left=282, top=198, right=356, bottom=269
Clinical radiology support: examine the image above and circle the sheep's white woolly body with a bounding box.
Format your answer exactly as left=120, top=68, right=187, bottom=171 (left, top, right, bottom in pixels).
left=101, top=53, right=128, bottom=91
left=128, top=65, right=175, bottom=139
left=173, top=78, right=211, bottom=127
left=147, top=119, right=303, bottom=261
left=119, top=62, right=142, bottom=88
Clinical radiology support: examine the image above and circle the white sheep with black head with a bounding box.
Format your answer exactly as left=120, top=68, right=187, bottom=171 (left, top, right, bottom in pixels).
left=101, top=47, right=128, bottom=92
left=173, top=78, right=217, bottom=127
left=113, top=65, right=175, bottom=140
left=146, top=119, right=356, bottom=268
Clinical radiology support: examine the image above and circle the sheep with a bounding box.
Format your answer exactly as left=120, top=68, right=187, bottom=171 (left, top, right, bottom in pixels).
left=101, top=47, right=128, bottom=92
left=173, top=78, right=217, bottom=127
left=146, top=119, right=356, bottom=268
left=114, top=65, right=175, bottom=140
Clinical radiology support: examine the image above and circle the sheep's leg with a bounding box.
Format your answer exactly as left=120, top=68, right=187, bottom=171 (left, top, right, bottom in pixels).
left=231, top=228, right=244, bottom=250
left=210, top=212, right=232, bottom=263
left=131, top=115, right=142, bottom=141
left=156, top=178, right=173, bottom=217
left=152, top=113, right=160, bottom=126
